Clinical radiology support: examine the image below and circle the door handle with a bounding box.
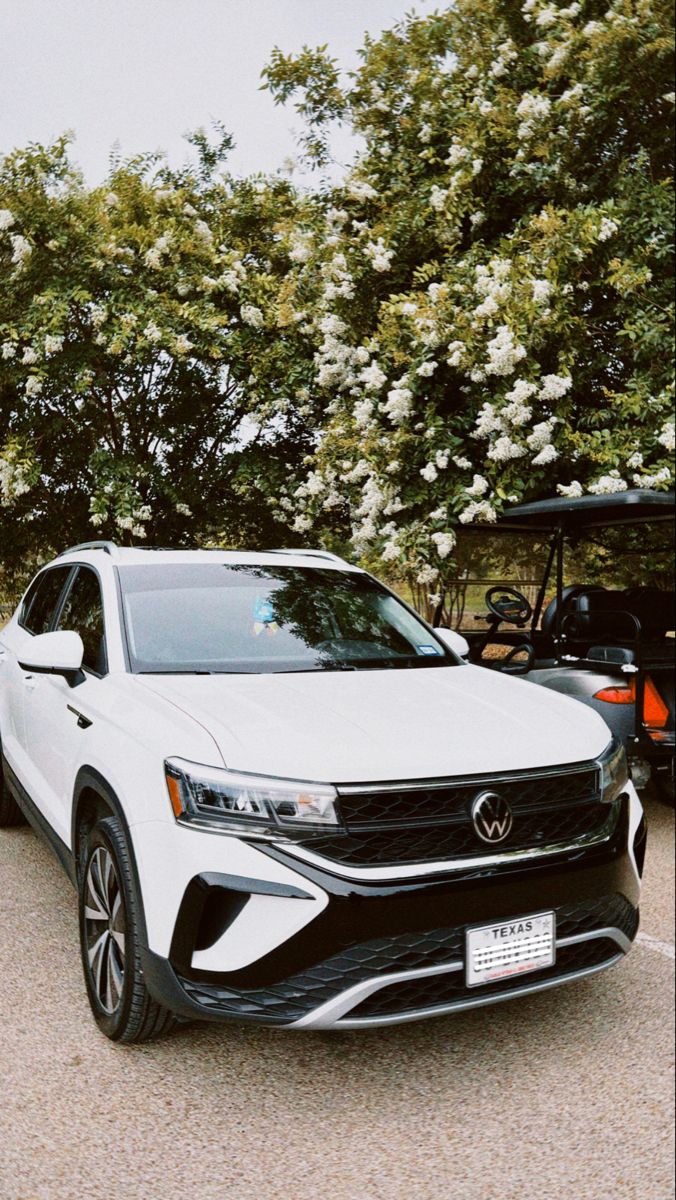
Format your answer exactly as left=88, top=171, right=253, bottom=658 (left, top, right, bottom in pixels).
left=23, top=674, right=37, bottom=691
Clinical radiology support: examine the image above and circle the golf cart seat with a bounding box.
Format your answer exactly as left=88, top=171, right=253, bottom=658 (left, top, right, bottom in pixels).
left=565, top=586, right=675, bottom=665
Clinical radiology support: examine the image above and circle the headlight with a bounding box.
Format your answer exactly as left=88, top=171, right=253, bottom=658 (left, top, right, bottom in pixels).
left=598, top=737, right=629, bottom=804
left=165, top=758, right=340, bottom=838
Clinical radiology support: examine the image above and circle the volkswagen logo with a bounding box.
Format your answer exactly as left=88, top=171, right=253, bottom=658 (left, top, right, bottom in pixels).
left=471, top=791, right=513, bottom=844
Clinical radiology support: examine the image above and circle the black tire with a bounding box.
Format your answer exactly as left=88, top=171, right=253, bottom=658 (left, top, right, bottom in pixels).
left=78, top=815, right=177, bottom=1043
left=0, top=756, right=26, bottom=827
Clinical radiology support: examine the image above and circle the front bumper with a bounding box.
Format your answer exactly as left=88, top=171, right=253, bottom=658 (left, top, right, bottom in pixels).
left=140, top=789, right=646, bottom=1029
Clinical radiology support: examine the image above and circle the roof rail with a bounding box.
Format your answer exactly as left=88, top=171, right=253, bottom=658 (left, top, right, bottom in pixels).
left=61, top=541, right=120, bottom=558
left=268, top=548, right=352, bottom=567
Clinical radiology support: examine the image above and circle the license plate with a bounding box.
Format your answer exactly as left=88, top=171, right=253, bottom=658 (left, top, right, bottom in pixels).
left=466, top=911, right=556, bottom=988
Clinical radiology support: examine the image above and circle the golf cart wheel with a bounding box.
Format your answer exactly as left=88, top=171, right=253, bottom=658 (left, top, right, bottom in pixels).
left=78, top=816, right=177, bottom=1043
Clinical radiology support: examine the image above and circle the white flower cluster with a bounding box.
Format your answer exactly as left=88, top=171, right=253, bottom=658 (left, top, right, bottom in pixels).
left=588, top=471, right=628, bottom=495
left=0, top=208, right=15, bottom=230
left=459, top=500, right=498, bottom=524
left=429, top=185, right=448, bottom=212
left=348, top=178, right=378, bottom=202
left=516, top=93, right=552, bottom=140
left=353, top=398, right=374, bottom=428
left=557, top=481, right=583, bottom=498
left=0, top=449, right=34, bottom=504
left=447, top=341, right=465, bottom=368
left=1, top=341, right=16, bottom=359
left=531, top=278, right=552, bottom=304
left=359, top=361, right=387, bottom=391
left=144, top=232, right=172, bottom=269
left=25, top=377, right=43, bottom=398
left=485, top=326, right=527, bottom=377
left=314, top=315, right=369, bottom=391
left=288, top=230, right=313, bottom=264
left=420, top=462, right=438, bottom=483
left=220, top=259, right=247, bottom=294
left=384, top=381, right=413, bottom=424
left=446, top=139, right=470, bottom=167
left=44, top=334, right=64, bottom=356
left=490, top=39, right=518, bottom=78
left=539, top=373, right=572, bottom=401
left=598, top=217, right=619, bottom=242
left=657, top=420, right=675, bottom=452
left=241, top=304, right=265, bottom=329
left=10, top=234, right=32, bottom=268
left=431, top=531, right=457, bottom=559
left=531, top=443, right=558, bottom=465
left=143, top=321, right=162, bottom=344
left=193, top=219, right=214, bottom=249
left=633, top=466, right=673, bottom=488
left=503, top=379, right=537, bottom=425
left=322, top=252, right=355, bottom=301
left=466, top=474, right=489, bottom=497
left=416, top=360, right=437, bottom=378
left=488, top=435, right=526, bottom=462
left=527, top=417, right=558, bottom=451
left=416, top=563, right=440, bottom=585
left=364, top=238, right=394, bottom=272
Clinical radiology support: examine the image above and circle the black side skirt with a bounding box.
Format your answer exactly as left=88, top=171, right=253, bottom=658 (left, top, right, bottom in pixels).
left=2, top=755, right=76, bottom=886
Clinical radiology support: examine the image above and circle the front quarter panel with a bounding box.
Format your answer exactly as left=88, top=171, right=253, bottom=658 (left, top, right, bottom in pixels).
left=69, top=674, right=226, bottom=842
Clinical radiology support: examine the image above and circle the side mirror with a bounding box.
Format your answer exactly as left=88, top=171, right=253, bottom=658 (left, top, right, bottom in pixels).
left=435, top=628, right=470, bottom=659
left=19, top=631, right=85, bottom=686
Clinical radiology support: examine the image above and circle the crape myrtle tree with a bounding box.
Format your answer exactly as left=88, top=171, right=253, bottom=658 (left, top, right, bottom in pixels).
left=0, top=130, right=321, bottom=577
left=263, top=0, right=675, bottom=613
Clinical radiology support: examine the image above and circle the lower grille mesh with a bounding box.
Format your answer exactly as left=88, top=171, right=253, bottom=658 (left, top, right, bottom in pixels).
left=180, top=893, right=637, bottom=1024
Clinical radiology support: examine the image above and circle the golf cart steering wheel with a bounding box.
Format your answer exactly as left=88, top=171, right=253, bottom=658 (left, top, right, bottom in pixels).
left=498, top=643, right=536, bottom=675
left=485, top=586, right=533, bottom=626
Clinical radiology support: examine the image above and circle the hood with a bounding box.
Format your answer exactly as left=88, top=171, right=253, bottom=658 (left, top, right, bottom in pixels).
left=138, top=664, right=611, bottom=784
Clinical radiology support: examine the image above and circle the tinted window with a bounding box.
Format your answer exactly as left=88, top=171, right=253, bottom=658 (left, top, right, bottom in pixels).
left=21, top=568, right=73, bottom=635
left=119, top=564, right=456, bottom=674
left=57, top=568, right=108, bottom=675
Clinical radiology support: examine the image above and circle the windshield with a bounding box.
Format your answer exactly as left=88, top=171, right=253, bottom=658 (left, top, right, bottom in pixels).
left=119, top=563, right=457, bottom=674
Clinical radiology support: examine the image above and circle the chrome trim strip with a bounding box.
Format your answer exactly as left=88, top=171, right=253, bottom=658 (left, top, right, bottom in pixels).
left=335, top=954, right=624, bottom=1029
left=291, top=960, right=464, bottom=1028
left=290, top=926, right=630, bottom=1030
left=557, top=926, right=633, bottom=955
left=336, top=760, right=600, bottom=796
left=276, top=806, right=620, bottom=882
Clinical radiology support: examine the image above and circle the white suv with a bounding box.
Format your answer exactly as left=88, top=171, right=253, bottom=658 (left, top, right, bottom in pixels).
left=0, top=543, right=645, bottom=1041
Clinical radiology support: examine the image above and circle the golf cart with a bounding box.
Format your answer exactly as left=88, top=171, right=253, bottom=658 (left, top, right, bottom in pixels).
left=444, top=490, right=675, bottom=797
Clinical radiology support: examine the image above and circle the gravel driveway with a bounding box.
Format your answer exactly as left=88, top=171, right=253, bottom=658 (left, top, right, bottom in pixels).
left=1, top=792, right=673, bottom=1200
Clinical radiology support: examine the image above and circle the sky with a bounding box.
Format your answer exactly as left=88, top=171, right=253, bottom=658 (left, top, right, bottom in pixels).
left=1, top=0, right=441, bottom=184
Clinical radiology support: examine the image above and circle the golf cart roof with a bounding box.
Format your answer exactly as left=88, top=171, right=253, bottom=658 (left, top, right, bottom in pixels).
left=502, top=488, right=675, bottom=530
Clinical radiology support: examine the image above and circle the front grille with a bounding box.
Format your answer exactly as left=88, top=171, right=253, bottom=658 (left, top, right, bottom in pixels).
left=179, top=893, right=637, bottom=1025
left=307, top=766, right=609, bottom=867
left=349, top=937, right=623, bottom=1021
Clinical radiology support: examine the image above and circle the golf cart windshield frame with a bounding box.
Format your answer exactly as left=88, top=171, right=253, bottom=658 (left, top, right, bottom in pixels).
left=501, top=490, right=675, bottom=645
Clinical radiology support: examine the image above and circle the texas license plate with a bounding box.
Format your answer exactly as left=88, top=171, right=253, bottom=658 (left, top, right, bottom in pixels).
left=466, top=911, right=556, bottom=988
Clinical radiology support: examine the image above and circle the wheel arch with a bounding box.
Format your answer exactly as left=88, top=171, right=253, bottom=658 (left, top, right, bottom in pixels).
left=72, top=767, right=149, bottom=946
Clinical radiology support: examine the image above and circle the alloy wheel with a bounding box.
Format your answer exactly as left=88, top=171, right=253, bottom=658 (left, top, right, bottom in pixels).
left=84, top=846, right=126, bottom=1014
